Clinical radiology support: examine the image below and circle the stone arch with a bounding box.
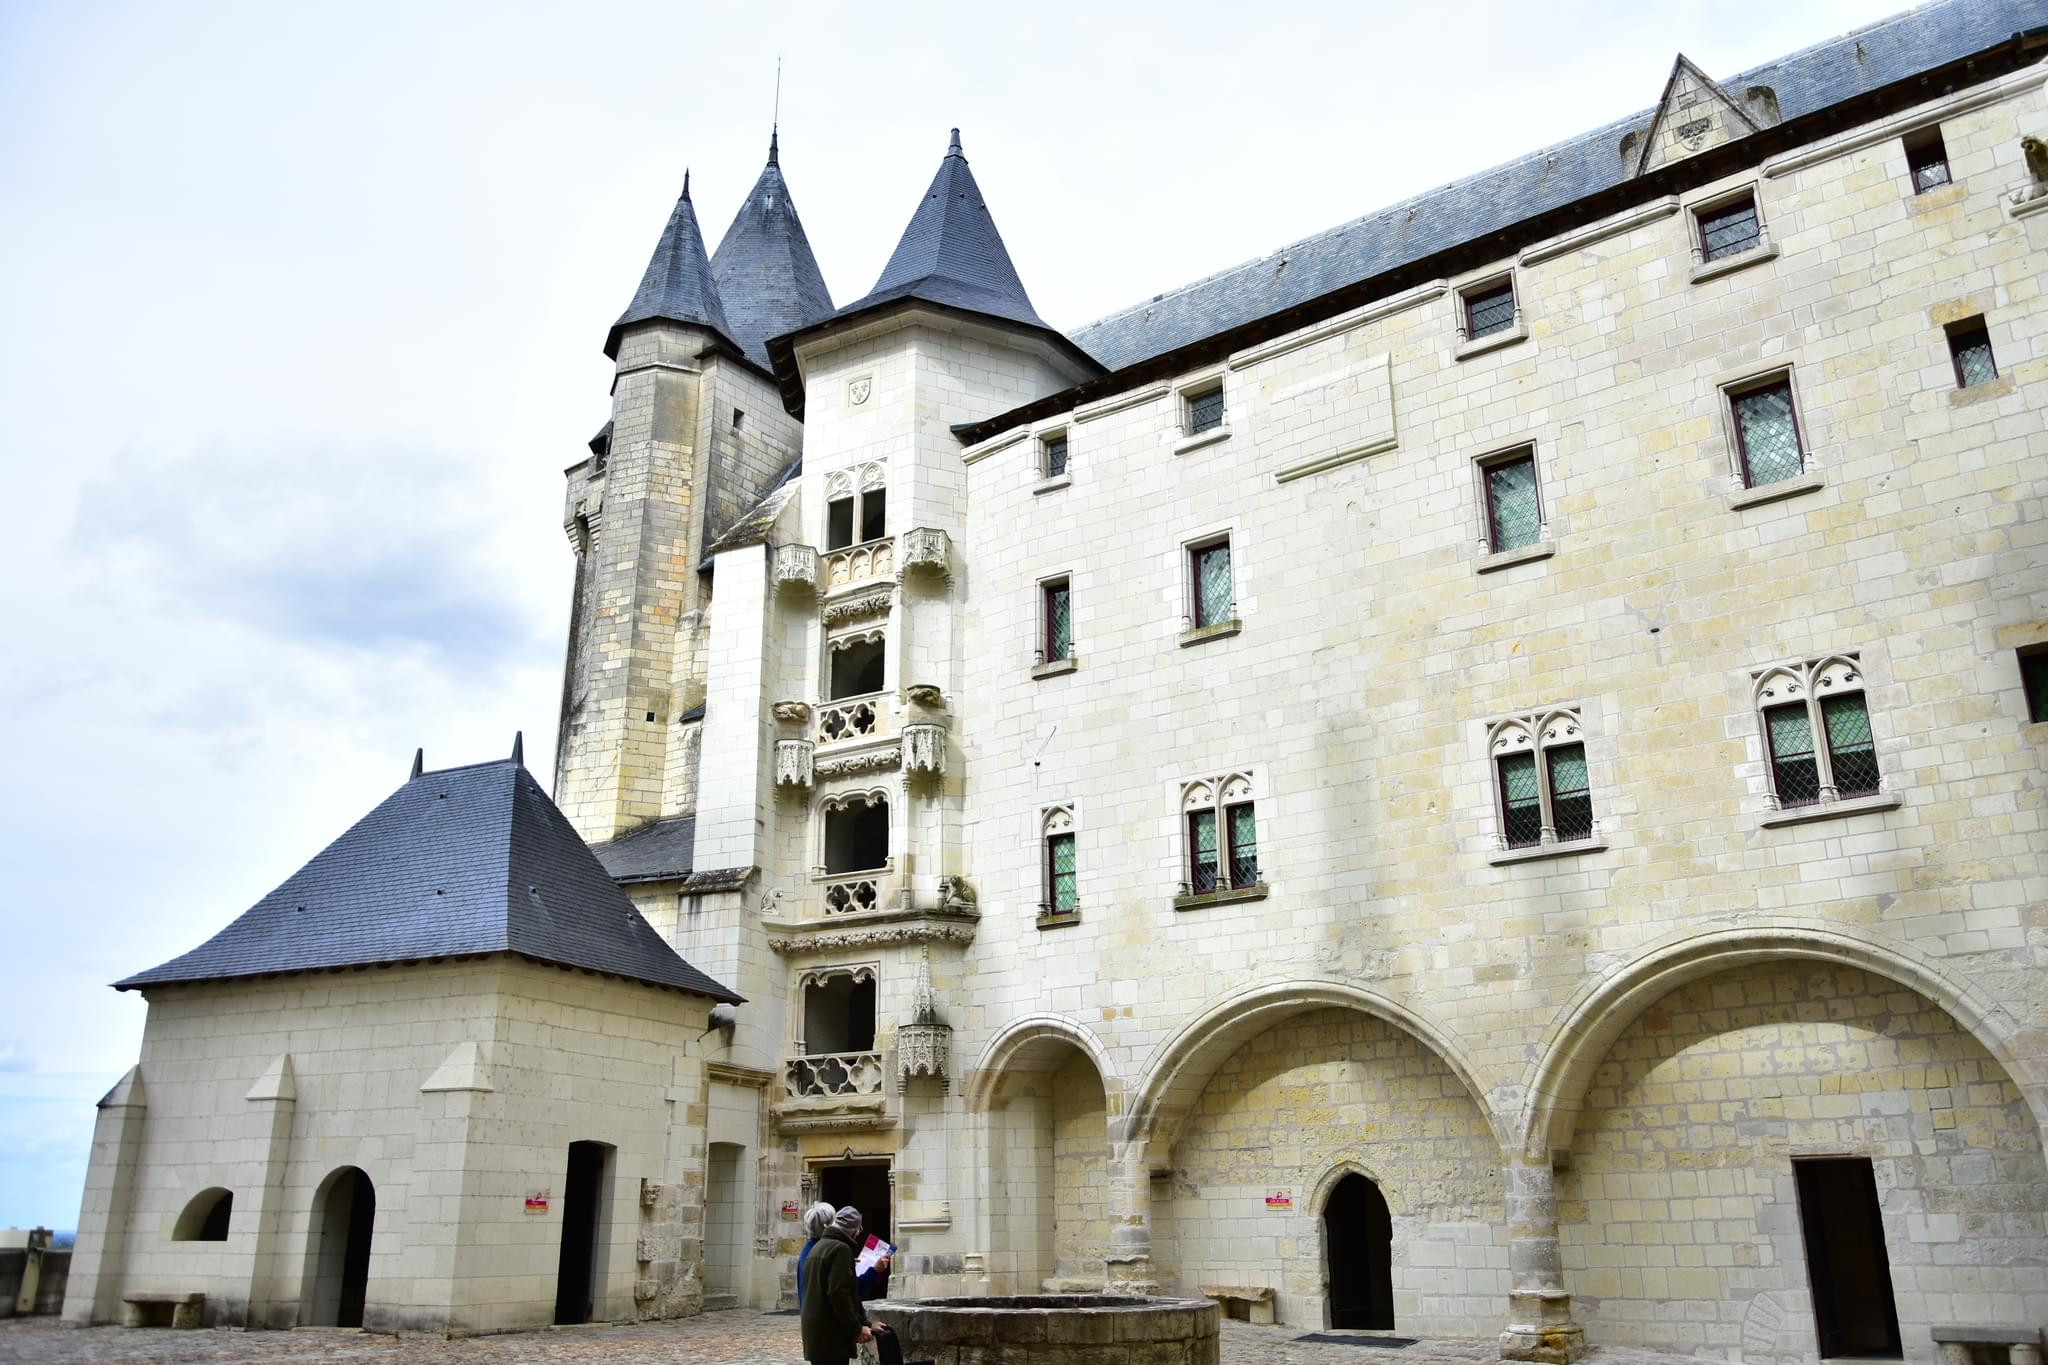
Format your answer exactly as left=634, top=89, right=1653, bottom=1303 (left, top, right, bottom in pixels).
left=1306, top=1156, right=1400, bottom=1219
left=1129, top=978, right=1502, bottom=1152
left=964, top=1013, right=1120, bottom=1113
left=1516, top=924, right=2046, bottom=1159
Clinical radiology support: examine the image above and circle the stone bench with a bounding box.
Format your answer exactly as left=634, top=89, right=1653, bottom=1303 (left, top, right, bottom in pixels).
left=1933, top=1325, right=2042, bottom=1365
left=122, top=1291, right=205, bottom=1329
left=1200, top=1284, right=1275, bottom=1326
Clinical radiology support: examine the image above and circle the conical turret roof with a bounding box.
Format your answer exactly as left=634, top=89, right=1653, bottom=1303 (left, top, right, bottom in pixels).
left=839, top=128, right=1049, bottom=329
left=606, top=172, right=737, bottom=360
left=711, top=130, right=835, bottom=370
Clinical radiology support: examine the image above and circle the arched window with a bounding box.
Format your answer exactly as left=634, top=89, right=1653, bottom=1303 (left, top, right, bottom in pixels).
left=1487, top=709, right=1593, bottom=850
left=1754, top=655, right=1878, bottom=809
left=172, top=1187, right=233, bottom=1241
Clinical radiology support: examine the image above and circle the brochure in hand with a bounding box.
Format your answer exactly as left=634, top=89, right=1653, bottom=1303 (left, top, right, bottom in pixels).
left=854, top=1233, right=894, bottom=1279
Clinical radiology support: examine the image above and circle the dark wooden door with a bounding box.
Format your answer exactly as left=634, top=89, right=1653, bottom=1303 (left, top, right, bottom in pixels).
left=1794, top=1158, right=1902, bottom=1358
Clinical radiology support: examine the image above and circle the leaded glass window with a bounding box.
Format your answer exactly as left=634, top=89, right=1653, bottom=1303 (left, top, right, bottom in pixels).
left=1498, top=752, right=1543, bottom=848
left=1765, top=703, right=1821, bottom=807
left=1226, top=803, right=1259, bottom=889
left=1547, top=743, right=1592, bottom=842
left=1186, top=387, right=1225, bottom=435
left=1733, top=380, right=1804, bottom=487
left=1948, top=322, right=1998, bottom=389
left=1485, top=454, right=1541, bottom=552
left=1187, top=809, right=1220, bottom=893
left=1821, top=694, right=1879, bottom=798
left=2023, top=649, right=2048, bottom=724
left=1043, top=434, right=1068, bottom=478
left=1043, top=580, right=1072, bottom=661
left=1465, top=281, right=1516, bottom=339
left=1698, top=196, right=1762, bottom=261
left=1906, top=131, right=1951, bottom=194
left=1046, top=832, right=1077, bottom=911
left=1192, top=541, right=1233, bottom=628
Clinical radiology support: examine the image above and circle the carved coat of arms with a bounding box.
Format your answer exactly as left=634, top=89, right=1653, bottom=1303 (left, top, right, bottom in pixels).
left=1677, top=115, right=1712, bottom=151
left=848, top=377, right=872, bottom=405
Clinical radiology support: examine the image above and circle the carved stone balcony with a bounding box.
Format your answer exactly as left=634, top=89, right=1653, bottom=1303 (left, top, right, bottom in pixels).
left=775, top=739, right=814, bottom=789
left=774, top=1049, right=890, bottom=1134
left=822, top=537, right=894, bottom=593
left=774, top=544, right=819, bottom=597
left=816, top=694, right=886, bottom=745
left=820, top=869, right=885, bottom=916
left=903, top=722, right=946, bottom=777
left=898, top=527, right=950, bottom=583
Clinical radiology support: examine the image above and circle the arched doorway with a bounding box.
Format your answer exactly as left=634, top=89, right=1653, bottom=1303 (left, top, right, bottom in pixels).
left=304, top=1167, right=375, bottom=1327
left=1323, top=1173, right=1393, bottom=1329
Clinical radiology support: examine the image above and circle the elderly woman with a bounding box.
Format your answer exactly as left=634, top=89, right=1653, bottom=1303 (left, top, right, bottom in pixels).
left=800, top=1206, right=873, bottom=1365
left=793, top=1201, right=837, bottom=1309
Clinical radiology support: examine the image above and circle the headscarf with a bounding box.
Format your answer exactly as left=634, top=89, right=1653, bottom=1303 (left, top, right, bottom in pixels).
left=802, top=1201, right=836, bottom=1239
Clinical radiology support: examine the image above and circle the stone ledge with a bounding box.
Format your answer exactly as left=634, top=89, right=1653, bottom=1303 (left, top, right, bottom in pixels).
left=1726, top=470, right=1825, bottom=510
left=1031, top=657, right=1079, bottom=680
left=1689, top=238, right=1781, bottom=285
left=1032, top=473, right=1073, bottom=496
left=1172, top=426, right=1232, bottom=457
left=1179, top=619, right=1242, bottom=648
left=1173, top=883, right=1269, bottom=912
left=1036, top=909, right=1083, bottom=930
left=1476, top=541, right=1557, bottom=575
left=763, top=905, right=980, bottom=955
left=1455, top=318, right=1529, bottom=362
left=1756, top=791, right=1902, bottom=828
left=1489, top=838, right=1608, bottom=866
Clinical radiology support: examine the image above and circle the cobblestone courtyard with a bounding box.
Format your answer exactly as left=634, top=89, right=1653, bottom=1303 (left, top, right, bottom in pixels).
left=0, top=1311, right=1708, bottom=1365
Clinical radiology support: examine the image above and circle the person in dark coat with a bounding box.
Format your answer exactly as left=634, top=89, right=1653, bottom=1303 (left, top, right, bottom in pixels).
left=799, top=1206, right=870, bottom=1363
left=794, top=1201, right=836, bottom=1309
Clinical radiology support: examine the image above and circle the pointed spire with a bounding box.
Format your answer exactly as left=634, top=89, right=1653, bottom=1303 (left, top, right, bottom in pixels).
left=410, top=747, right=424, bottom=780
left=838, top=125, right=1051, bottom=334
left=911, top=947, right=940, bottom=1026
left=511, top=731, right=524, bottom=766
left=606, top=170, right=736, bottom=360
left=711, top=131, right=835, bottom=369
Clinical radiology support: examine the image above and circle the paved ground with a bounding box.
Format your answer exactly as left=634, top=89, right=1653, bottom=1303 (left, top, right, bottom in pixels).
left=0, top=1311, right=1702, bottom=1365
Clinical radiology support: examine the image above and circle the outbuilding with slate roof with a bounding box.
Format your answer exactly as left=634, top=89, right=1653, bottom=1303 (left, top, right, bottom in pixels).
left=66, top=746, right=740, bottom=1336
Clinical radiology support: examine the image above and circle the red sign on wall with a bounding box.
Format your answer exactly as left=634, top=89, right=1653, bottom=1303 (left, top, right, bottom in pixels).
left=524, top=1194, right=549, bottom=1214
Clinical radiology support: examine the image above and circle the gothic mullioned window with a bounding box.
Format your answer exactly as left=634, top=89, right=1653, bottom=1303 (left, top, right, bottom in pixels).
left=1180, top=774, right=1260, bottom=896
left=1041, top=806, right=1077, bottom=914
left=1754, top=656, right=1881, bottom=810
left=1487, top=710, right=1594, bottom=851
left=824, top=463, right=887, bottom=550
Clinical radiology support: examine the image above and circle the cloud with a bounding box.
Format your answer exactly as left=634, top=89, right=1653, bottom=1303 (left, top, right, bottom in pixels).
left=0, top=1043, right=30, bottom=1074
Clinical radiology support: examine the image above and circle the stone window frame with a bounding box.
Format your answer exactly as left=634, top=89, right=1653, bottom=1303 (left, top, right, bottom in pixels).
left=1471, top=440, right=1557, bottom=574
left=823, top=462, right=888, bottom=551
left=823, top=623, right=889, bottom=704
left=1035, top=423, right=1072, bottom=493
left=1032, top=571, right=1077, bottom=679
left=1453, top=266, right=1528, bottom=361
left=1173, top=770, right=1267, bottom=910
left=1711, top=359, right=1829, bottom=510
left=1179, top=526, right=1241, bottom=646
left=1747, top=653, right=1901, bottom=828
left=1038, top=804, right=1081, bottom=927
left=1484, top=707, right=1606, bottom=865
left=811, top=783, right=899, bottom=886
left=1945, top=316, right=1999, bottom=389
left=1684, top=179, right=1780, bottom=285
left=1172, top=366, right=1231, bottom=456
left=1903, top=124, right=1952, bottom=194
left=791, top=961, right=880, bottom=1060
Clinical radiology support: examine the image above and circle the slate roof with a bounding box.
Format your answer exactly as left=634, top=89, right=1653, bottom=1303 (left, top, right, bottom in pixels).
left=117, top=758, right=739, bottom=1002
left=591, top=813, right=698, bottom=885
left=606, top=173, right=739, bottom=362
left=711, top=131, right=837, bottom=370
left=1067, top=0, right=2046, bottom=373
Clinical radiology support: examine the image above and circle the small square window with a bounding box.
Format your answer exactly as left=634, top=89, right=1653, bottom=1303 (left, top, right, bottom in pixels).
left=2019, top=647, right=2048, bottom=724
left=1042, top=578, right=1072, bottom=663
left=1729, top=377, right=1805, bottom=488
left=1482, top=450, right=1542, bottom=552
left=1186, top=386, right=1225, bottom=436
left=1947, top=319, right=1998, bottom=389
left=1464, top=280, right=1517, bottom=340
left=1190, top=539, right=1233, bottom=629
left=732, top=408, right=746, bottom=429
left=1905, top=127, right=1951, bottom=194
left=1042, top=433, right=1068, bottom=479
left=1698, top=194, right=1762, bottom=262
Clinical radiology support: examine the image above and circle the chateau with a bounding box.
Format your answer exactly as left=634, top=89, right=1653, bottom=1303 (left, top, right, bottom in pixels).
left=66, top=1, right=2048, bottom=1358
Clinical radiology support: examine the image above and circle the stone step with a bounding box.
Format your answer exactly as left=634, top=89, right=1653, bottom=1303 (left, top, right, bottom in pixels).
left=701, top=1292, right=740, bottom=1313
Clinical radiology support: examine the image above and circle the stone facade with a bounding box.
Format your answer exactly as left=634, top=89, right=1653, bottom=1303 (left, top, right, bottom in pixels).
left=551, top=27, right=2048, bottom=1360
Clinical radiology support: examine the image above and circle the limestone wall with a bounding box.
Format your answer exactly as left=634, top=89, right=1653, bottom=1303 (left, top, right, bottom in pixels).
left=1560, top=963, right=2048, bottom=1356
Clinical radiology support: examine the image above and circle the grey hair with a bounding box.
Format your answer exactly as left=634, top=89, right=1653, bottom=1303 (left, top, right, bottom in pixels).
left=803, top=1201, right=836, bottom=1238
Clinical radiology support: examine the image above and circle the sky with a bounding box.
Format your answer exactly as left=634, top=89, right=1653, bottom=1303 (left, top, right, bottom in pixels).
left=0, top=0, right=1914, bottom=1230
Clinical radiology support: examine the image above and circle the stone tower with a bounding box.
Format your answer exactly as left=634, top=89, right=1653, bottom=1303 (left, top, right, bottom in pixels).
left=555, top=137, right=832, bottom=843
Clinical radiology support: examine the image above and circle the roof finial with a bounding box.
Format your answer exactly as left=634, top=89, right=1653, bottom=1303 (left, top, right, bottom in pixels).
left=681, top=168, right=691, bottom=200
left=511, top=731, right=524, bottom=766
left=770, top=56, right=782, bottom=167
left=948, top=127, right=962, bottom=157
left=410, top=747, right=424, bottom=780
left=768, top=126, right=779, bottom=168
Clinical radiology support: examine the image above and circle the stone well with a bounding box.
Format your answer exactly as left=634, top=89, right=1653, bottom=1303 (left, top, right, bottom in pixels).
left=867, top=1294, right=1221, bottom=1365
